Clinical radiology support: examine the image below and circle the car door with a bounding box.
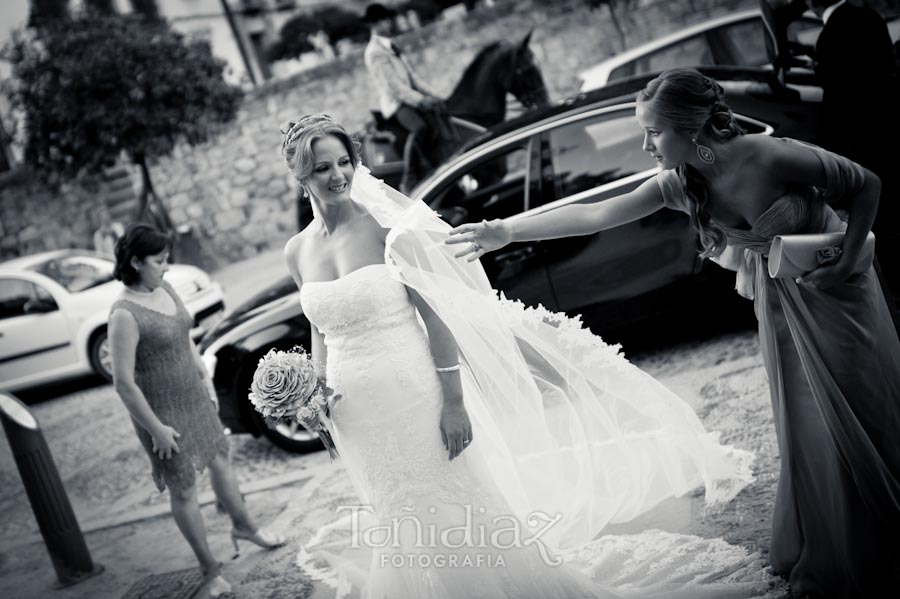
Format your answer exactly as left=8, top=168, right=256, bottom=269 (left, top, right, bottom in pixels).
left=0, top=276, right=77, bottom=389
left=529, top=105, right=702, bottom=330
left=420, top=135, right=559, bottom=311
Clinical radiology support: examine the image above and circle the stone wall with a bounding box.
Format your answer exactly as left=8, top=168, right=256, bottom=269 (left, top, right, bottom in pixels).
left=0, top=0, right=808, bottom=264
left=151, top=0, right=758, bottom=263
left=0, top=170, right=98, bottom=258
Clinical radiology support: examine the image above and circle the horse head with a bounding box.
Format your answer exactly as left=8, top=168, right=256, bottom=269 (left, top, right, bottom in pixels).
left=446, top=32, right=550, bottom=128
left=501, top=30, right=550, bottom=110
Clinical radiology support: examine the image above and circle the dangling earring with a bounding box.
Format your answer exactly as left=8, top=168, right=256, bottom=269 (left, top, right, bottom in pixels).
left=301, top=187, right=309, bottom=199
left=693, top=137, right=715, bottom=164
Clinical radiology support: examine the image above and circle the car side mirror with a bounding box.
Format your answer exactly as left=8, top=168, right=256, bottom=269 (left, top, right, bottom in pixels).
left=23, top=298, right=58, bottom=314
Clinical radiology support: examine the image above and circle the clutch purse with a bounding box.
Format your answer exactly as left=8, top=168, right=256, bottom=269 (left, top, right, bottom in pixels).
left=768, top=231, right=876, bottom=278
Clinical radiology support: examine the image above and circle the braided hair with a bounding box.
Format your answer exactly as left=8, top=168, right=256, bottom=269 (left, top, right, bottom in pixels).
left=638, top=68, right=745, bottom=258
left=280, top=114, right=361, bottom=185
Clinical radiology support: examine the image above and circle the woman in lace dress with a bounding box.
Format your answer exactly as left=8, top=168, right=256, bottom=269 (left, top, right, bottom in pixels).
left=109, top=224, right=285, bottom=598
left=449, top=68, right=900, bottom=598
left=281, top=114, right=778, bottom=599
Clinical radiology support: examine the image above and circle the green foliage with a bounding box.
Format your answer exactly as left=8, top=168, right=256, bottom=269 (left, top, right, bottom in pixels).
left=2, top=12, right=243, bottom=182
left=268, top=6, right=369, bottom=62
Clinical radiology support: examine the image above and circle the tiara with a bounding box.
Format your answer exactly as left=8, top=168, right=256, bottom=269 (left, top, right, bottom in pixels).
left=282, top=113, right=336, bottom=149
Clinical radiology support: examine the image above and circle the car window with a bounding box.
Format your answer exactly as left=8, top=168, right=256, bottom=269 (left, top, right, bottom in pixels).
left=788, top=17, right=823, bottom=46
left=429, top=142, right=531, bottom=221
left=32, top=254, right=115, bottom=293
left=715, top=19, right=769, bottom=66
left=0, top=278, right=53, bottom=320
left=546, top=112, right=657, bottom=201
left=632, top=34, right=714, bottom=76
left=608, top=62, right=635, bottom=83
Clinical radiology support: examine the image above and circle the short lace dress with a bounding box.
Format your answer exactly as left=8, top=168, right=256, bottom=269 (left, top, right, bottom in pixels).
left=111, top=280, right=229, bottom=492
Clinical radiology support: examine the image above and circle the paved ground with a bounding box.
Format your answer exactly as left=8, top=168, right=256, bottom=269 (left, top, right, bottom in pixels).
left=0, top=251, right=786, bottom=599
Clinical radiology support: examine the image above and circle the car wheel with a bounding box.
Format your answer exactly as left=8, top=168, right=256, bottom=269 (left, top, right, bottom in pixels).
left=89, top=329, right=114, bottom=383
left=250, top=406, right=324, bottom=454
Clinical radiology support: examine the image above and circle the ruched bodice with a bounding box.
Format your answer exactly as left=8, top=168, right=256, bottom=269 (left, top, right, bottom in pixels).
left=657, top=137, right=862, bottom=300
left=715, top=191, right=847, bottom=299
left=723, top=189, right=843, bottom=248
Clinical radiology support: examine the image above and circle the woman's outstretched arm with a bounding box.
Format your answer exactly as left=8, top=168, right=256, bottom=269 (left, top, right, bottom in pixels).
left=446, top=175, right=666, bottom=261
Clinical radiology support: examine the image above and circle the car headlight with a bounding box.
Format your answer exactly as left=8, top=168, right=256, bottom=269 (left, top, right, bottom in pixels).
left=201, top=352, right=217, bottom=378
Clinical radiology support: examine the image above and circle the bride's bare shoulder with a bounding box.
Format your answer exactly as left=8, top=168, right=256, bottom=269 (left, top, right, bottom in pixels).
left=285, top=221, right=320, bottom=256
left=284, top=227, right=317, bottom=282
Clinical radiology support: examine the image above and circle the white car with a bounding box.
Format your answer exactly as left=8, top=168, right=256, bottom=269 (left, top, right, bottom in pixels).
left=579, top=9, right=825, bottom=91
left=0, top=250, right=225, bottom=392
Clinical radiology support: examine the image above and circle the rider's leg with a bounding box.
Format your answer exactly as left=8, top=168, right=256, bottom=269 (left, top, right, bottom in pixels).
left=394, top=104, right=428, bottom=194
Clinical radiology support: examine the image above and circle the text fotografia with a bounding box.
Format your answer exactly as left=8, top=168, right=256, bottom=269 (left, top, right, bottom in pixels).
left=337, top=504, right=565, bottom=566
left=379, top=552, right=507, bottom=568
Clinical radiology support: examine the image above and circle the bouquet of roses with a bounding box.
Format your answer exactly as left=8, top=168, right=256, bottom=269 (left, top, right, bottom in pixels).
left=248, top=346, right=339, bottom=459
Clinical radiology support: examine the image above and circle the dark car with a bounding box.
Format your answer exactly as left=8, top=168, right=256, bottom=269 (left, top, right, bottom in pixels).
left=201, top=65, right=825, bottom=452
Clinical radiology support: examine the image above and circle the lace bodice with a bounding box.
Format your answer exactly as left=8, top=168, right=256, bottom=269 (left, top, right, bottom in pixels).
left=300, top=263, right=415, bottom=347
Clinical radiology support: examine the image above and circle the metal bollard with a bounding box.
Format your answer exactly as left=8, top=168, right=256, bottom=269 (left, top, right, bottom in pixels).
left=0, top=392, right=104, bottom=588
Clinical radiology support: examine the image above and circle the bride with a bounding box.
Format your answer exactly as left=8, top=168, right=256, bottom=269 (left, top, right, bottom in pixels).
left=280, top=114, right=775, bottom=598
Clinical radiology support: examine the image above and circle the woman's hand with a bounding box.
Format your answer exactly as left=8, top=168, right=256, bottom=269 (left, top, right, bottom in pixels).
left=445, top=219, right=512, bottom=262
left=440, top=402, right=473, bottom=461
left=797, top=258, right=857, bottom=290
left=151, top=424, right=181, bottom=460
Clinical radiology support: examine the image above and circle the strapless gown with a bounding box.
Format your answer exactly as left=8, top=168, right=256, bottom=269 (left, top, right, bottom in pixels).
left=657, top=138, right=900, bottom=598
left=297, top=264, right=779, bottom=599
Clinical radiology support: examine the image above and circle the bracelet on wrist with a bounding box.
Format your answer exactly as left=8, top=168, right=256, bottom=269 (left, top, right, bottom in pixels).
left=436, top=364, right=461, bottom=373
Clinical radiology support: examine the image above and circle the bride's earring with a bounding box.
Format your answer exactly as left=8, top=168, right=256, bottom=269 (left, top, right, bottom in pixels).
left=692, top=137, right=715, bottom=164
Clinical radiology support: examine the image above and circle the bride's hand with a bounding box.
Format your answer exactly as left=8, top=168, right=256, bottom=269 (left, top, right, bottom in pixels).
left=440, top=403, right=473, bottom=461
left=445, top=219, right=512, bottom=262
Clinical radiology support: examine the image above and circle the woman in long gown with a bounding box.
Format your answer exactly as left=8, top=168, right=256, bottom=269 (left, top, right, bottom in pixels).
left=449, top=68, right=900, bottom=598
left=279, top=114, right=779, bottom=599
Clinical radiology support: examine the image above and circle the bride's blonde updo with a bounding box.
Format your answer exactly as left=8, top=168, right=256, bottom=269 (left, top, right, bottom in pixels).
left=280, top=114, right=361, bottom=184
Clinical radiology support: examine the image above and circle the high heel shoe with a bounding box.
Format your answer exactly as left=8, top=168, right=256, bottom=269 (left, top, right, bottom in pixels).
left=230, top=527, right=287, bottom=557
left=207, top=574, right=233, bottom=598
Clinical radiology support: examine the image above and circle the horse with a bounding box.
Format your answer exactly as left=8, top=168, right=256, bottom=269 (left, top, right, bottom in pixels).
left=362, top=31, right=549, bottom=191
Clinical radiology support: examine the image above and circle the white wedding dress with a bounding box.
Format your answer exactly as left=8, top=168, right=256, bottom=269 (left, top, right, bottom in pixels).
left=297, top=262, right=783, bottom=599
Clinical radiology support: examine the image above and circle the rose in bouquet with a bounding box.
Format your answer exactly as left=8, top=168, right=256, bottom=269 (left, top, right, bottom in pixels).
left=248, top=346, right=339, bottom=459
